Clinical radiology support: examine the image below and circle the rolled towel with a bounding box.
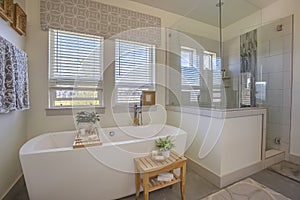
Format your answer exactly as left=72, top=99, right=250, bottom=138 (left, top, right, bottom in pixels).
left=154, top=156, right=165, bottom=161
left=158, top=172, right=174, bottom=179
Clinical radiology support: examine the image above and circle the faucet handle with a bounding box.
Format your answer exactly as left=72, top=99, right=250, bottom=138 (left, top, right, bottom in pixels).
left=140, top=94, right=143, bottom=107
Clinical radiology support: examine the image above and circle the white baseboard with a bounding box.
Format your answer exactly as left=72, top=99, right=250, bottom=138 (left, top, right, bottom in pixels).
left=264, top=151, right=285, bottom=168
left=187, top=157, right=221, bottom=187
left=187, top=157, right=264, bottom=188
left=289, top=154, right=300, bottom=165
left=221, top=162, right=264, bottom=187
left=0, top=173, right=23, bottom=200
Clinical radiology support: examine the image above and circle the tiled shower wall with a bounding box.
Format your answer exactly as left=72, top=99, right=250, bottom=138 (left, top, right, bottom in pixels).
left=223, top=37, right=240, bottom=108
left=257, top=16, right=293, bottom=156
left=223, top=16, right=293, bottom=158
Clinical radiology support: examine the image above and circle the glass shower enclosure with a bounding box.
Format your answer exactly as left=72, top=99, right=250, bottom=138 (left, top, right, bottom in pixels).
left=165, top=0, right=293, bottom=156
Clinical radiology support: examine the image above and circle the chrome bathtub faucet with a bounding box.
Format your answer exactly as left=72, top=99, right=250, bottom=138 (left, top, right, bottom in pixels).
left=133, top=95, right=143, bottom=126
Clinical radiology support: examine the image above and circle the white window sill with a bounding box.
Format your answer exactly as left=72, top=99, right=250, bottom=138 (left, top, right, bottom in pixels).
left=45, top=106, right=105, bottom=116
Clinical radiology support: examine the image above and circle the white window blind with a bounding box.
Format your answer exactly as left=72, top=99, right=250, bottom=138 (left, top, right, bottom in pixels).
left=202, top=51, right=221, bottom=104
left=212, top=57, right=222, bottom=103
left=48, top=29, right=103, bottom=107
left=181, top=46, right=200, bottom=102
left=115, top=39, right=155, bottom=104
left=49, top=29, right=103, bottom=82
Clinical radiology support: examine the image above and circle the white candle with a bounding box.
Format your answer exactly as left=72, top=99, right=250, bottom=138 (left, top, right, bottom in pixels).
left=151, top=150, right=158, bottom=157
left=80, top=128, right=86, bottom=136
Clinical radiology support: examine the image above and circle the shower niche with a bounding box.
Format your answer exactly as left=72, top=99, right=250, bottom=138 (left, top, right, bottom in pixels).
left=240, top=29, right=257, bottom=108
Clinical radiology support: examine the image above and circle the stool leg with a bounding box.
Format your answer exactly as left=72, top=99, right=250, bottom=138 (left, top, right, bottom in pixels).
left=180, top=162, right=187, bottom=200
left=135, top=172, right=140, bottom=200
left=143, top=173, right=150, bottom=200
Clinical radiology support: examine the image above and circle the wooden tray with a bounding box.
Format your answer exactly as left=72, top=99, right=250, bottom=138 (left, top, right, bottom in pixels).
left=73, top=134, right=102, bottom=149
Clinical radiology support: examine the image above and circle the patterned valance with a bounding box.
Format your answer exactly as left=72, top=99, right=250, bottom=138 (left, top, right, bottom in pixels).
left=0, top=35, right=29, bottom=113
left=40, top=0, right=161, bottom=45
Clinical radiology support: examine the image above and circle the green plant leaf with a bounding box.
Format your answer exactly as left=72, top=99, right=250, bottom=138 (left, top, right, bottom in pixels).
left=76, top=111, right=101, bottom=124
left=155, top=136, right=175, bottom=151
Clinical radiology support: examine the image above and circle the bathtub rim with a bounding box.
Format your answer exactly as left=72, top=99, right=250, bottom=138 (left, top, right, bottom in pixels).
left=20, top=124, right=187, bottom=156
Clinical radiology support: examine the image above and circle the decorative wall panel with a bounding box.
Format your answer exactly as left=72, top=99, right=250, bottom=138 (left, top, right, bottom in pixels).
left=240, top=29, right=257, bottom=107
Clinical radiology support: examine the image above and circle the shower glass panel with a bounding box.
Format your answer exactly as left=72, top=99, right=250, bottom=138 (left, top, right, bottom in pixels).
left=221, top=1, right=264, bottom=109
left=166, top=28, right=221, bottom=108
left=166, top=0, right=222, bottom=108
left=256, top=16, right=293, bottom=151
left=166, top=0, right=293, bottom=156
left=166, top=0, right=263, bottom=109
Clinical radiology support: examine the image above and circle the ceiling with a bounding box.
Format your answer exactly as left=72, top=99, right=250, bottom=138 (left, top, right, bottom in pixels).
left=130, top=0, right=278, bottom=27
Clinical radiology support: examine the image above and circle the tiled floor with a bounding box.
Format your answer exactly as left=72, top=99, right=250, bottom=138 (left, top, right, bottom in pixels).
left=3, top=176, right=29, bottom=200
left=202, top=178, right=290, bottom=200
left=119, top=168, right=219, bottom=200
left=252, top=168, right=300, bottom=200
left=269, top=161, right=300, bottom=183
left=4, top=167, right=300, bottom=200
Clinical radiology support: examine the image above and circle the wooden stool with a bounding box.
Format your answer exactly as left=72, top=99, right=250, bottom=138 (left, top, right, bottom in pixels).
left=134, top=150, right=187, bottom=200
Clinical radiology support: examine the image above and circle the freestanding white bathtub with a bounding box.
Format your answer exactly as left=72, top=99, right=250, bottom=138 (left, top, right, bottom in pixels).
left=20, top=124, right=187, bottom=200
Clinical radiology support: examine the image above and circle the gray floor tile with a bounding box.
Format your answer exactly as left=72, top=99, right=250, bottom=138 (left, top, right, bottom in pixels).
left=251, top=169, right=300, bottom=200
left=4, top=167, right=300, bottom=200
left=269, top=161, right=300, bottom=182
left=3, top=176, right=29, bottom=200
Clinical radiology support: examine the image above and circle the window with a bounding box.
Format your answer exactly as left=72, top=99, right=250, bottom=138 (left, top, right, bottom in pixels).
left=181, top=46, right=200, bottom=102
left=115, top=39, right=155, bottom=105
left=212, top=57, right=222, bottom=103
left=202, top=51, right=221, bottom=103
left=180, top=48, right=221, bottom=104
left=203, top=51, right=215, bottom=70
left=48, top=29, right=103, bottom=108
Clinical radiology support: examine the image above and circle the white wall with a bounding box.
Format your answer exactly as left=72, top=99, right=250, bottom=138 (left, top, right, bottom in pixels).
left=167, top=111, right=221, bottom=175
left=0, top=1, right=27, bottom=198
left=26, top=0, right=77, bottom=138
left=167, top=109, right=264, bottom=183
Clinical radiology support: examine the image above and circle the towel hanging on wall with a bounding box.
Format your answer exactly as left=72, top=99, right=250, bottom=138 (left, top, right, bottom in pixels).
left=0, top=35, right=29, bottom=113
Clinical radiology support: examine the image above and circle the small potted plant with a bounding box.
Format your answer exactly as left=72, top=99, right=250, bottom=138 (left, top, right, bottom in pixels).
left=76, top=111, right=100, bottom=135
left=155, top=136, right=175, bottom=158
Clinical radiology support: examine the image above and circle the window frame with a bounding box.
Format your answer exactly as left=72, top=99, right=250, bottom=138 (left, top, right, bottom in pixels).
left=114, top=39, right=156, bottom=106
left=180, top=46, right=201, bottom=103
left=48, top=29, right=104, bottom=109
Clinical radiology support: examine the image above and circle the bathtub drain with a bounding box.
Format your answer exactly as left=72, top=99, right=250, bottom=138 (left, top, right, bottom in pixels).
left=109, top=131, right=115, bottom=136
